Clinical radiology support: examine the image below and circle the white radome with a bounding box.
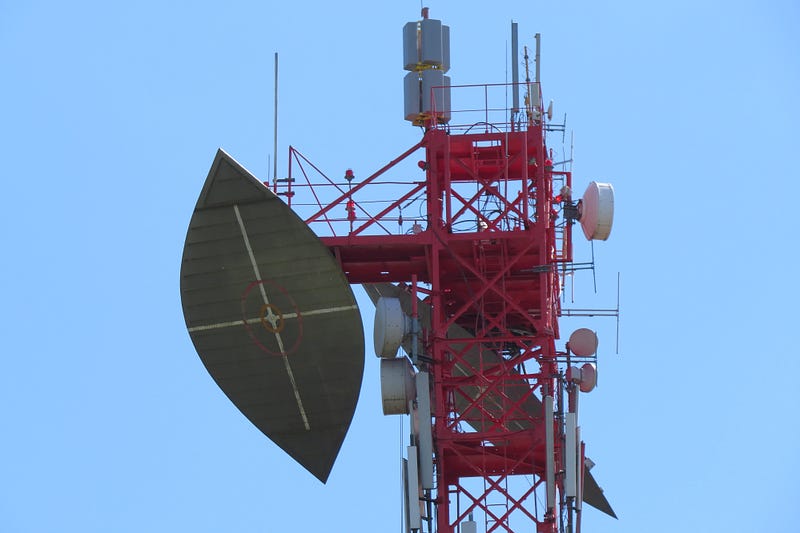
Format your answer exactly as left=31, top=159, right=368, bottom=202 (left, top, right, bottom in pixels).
left=568, top=328, right=598, bottom=356
left=380, top=357, right=416, bottom=415
left=579, top=181, right=614, bottom=241
left=374, top=297, right=409, bottom=357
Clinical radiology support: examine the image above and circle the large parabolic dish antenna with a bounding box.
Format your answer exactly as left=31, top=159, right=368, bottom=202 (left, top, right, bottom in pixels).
left=180, top=149, right=364, bottom=482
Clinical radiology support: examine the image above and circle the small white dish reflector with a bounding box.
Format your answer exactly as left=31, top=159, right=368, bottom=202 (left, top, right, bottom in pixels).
left=380, top=357, right=416, bottom=415
left=374, top=297, right=409, bottom=357
left=568, top=363, right=597, bottom=393
left=579, top=181, right=614, bottom=241
left=578, top=363, right=597, bottom=393
left=568, top=328, right=598, bottom=356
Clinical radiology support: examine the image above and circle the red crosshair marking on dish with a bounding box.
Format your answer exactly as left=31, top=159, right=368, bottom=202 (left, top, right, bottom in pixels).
left=240, top=279, right=303, bottom=356
left=259, top=303, right=285, bottom=333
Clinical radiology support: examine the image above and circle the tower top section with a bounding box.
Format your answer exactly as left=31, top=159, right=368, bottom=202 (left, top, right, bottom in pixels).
left=402, top=9, right=451, bottom=126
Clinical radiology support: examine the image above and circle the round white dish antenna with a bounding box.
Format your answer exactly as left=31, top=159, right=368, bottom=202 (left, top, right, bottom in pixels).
left=568, top=363, right=597, bottom=393
left=374, top=297, right=410, bottom=358
left=578, top=363, right=597, bottom=393
left=579, top=181, right=614, bottom=241
left=380, top=357, right=416, bottom=415
left=568, top=328, right=598, bottom=356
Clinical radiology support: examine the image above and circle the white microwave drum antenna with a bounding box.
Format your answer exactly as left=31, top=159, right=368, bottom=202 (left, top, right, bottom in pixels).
left=568, top=328, right=598, bottom=356
left=380, top=357, right=416, bottom=415
left=374, top=297, right=411, bottom=358
left=579, top=181, right=614, bottom=241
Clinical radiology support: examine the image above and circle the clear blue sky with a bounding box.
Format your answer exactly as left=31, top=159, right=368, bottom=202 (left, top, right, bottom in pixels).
left=2, top=1, right=799, bottom=532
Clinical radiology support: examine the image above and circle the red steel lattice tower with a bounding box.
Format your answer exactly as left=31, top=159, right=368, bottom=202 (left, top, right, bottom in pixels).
left=274, top=12, right=614, bottom=533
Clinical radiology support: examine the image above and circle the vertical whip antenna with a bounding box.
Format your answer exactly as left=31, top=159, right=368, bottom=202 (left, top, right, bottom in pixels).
left=511, top=22, right=519, bottom=118
left=273, top=52, right=278, bottom=183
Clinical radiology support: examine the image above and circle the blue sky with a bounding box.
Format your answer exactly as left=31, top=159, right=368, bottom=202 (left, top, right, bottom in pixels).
left=2, top=1, right=799, bottom=532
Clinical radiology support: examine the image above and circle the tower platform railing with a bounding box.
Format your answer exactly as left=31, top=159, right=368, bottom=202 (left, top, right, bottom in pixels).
left=429, top=81, right=543, bottom=134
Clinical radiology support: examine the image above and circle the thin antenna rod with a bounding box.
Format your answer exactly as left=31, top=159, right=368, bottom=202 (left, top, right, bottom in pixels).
left=273, top=52, right=279, bottom=182
left=511, top=22, right=519, bottom=115
left=591, top=240, right=597, bottom=293
left=616, top=272, right=621, bottom=354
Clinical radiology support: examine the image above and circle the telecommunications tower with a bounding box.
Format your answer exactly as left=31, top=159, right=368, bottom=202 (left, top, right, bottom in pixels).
left=180, top=8, right=617, bottom=533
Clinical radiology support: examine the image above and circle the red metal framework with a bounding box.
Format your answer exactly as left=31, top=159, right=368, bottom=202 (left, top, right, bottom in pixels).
left=276, top=82, right=584, bottom=533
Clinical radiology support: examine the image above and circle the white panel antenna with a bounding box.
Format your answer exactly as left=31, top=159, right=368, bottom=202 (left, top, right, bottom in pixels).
left=415, top=371, right=434, bottom=489
left=405, top=446, right=422, bottom=530
left=565, top=412, right=577, bottom=498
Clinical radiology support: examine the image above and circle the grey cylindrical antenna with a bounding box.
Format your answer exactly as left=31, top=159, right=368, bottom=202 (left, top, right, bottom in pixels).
left=273, top=52, right=278, bottom=182
left=511, top=22, right=519, bottom=115
left=534, top=33, right=541, bottom=83
left=544, top=395, right=555, bottom=510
